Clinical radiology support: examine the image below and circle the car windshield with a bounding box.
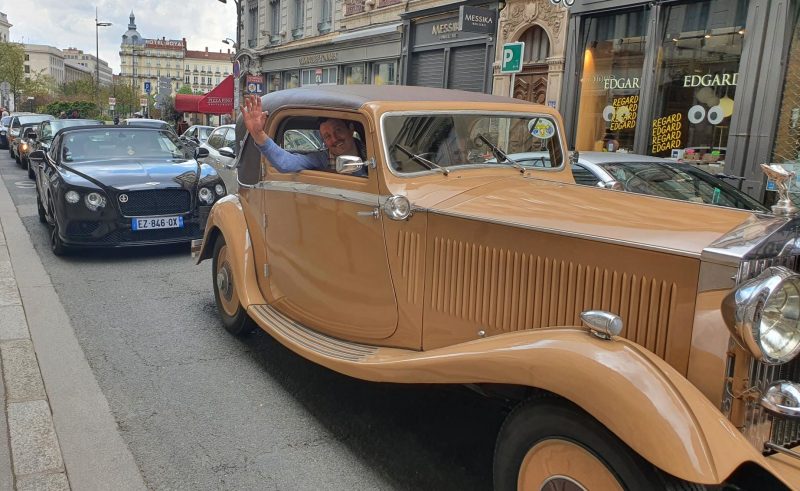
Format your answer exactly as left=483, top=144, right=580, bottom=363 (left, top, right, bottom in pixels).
left=128, top=120, right=166, bottom=129
left=597, top=161, right=769, bottom=211
left=62, top=129, right=185, bottom=163
left=44, top=120, right=102, bottom=140
left=17, top=115, right=53, bottom=125
left=383, top=113, right=564, bottom=174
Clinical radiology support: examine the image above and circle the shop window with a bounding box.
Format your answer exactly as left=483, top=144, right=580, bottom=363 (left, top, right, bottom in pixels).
left=283, top=70, right=300, bottom=89
left=344, top=64, right=365, bottom=84
left=520, top=26, right=550, bottom=64
left=301, top=67, right=337, bottom=85
left=575, top=8, right=648, bottom=153
left=649, top=0, right=748, bottom=164
left=371, top=61, right=396, bottom=85
left=267, top=72, right=282, bottom=92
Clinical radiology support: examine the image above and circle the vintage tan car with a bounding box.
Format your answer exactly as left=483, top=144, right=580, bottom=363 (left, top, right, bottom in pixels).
left=194, top=85, right=800, bottom=490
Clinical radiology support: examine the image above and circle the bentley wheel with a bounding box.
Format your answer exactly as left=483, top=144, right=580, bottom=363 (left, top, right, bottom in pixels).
left=493, top=398, right=700, bottom=491
left=212, top=235, right=254, bottom=336
left=49, top=213, right=67, bottom=256
left=36, top=194, right=46, bottom=223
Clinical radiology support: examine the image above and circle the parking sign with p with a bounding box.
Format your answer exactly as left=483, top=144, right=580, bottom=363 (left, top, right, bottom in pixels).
left=501, top=42, right=525, bottom=74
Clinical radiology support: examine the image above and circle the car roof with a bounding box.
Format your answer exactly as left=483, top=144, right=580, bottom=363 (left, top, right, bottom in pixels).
left=576, top=151, right=678, bottom=165
left=213, top=124, right=235, bottom=129
left=124, top=118, right=167, bottom=123
left=259, top=85, right=531, bottom=113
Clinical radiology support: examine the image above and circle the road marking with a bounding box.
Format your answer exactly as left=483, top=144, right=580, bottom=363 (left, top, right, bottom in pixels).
left=14, top=181, right=35, bottom=189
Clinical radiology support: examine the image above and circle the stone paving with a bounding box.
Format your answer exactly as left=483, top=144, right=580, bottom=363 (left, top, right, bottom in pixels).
left=0, top=219, right=70, bottom=490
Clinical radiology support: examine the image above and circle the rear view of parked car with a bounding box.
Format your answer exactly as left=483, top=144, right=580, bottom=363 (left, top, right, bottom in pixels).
left=8, top=114, right=53, bottom=161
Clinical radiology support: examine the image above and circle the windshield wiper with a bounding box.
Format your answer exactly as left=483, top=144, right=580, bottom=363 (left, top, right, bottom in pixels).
left=477, top=134, right=524, bottom=173
left=394, top=144, right=449, bottom=175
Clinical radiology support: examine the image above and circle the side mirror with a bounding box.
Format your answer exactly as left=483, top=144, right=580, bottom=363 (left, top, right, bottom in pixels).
left=194, top=147, right=209, bottom=159
left=218, top=147, right=236, bottom=159
left=336, top=155, right=365, bottom=175
left=28, top=150, right=45, bottom=162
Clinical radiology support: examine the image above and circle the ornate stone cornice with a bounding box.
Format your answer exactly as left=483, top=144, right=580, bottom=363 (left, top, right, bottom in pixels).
left=499, top=0, right=567, bottom=46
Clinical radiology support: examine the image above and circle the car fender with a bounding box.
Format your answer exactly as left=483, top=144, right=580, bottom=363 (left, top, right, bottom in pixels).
left=196, top=195, right=265, bottom=308
left=305, top=328, right=778, bottom=486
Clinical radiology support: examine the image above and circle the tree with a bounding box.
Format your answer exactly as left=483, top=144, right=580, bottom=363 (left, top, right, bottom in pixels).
left=0, top=42, right=26, bottom=109
left=177, top=84, right=194, bottom=95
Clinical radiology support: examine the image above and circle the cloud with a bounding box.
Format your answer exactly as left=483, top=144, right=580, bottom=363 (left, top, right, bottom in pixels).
left=2, top=1, right=236, bottom=73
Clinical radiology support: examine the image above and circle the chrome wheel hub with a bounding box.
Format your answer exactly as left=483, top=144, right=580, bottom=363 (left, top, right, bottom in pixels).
left=216, top=264, right=232, bottom=301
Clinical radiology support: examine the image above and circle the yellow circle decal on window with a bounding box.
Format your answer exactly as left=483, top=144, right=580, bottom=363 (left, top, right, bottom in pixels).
left=529, top=119, right=556, bottom=140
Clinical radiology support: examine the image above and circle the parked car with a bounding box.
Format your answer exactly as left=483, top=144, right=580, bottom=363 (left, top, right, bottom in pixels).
left=0, top=112, right=35, bottom=149
left=194, top=85, right=798, bottom=490
left=14, top=123, right=39, bottom=167
left=29, top=126, right=224, bottom=255
left=119, top=117, right=175, bottom=134
left=8, top=113, right=53, bottom=160
left=570, top=152, right=769, bottom=212
left=198, top=124, right=237, bottom=192
left=180, top=125, right=214, bottom=146
left=29, top=119, right=104, bottom=179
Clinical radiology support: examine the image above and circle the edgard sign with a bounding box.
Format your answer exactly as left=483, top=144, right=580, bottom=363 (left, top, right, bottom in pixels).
left=683, top=73, right=738, bottom=88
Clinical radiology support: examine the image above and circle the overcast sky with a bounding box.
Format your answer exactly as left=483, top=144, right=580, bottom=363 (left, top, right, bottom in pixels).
left=3, top=1, right=237, bottom=73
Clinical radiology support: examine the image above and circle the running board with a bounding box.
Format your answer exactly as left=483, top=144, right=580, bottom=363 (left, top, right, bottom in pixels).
left=249, top=304, right=379, bottom=362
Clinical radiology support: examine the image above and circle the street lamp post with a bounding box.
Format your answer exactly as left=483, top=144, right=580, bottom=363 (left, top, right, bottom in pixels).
left=95, top=8, right=112, bottom=115
left=219, top=0, right=242, bottom=119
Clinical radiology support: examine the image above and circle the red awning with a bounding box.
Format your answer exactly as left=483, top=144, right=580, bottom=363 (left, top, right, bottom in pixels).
left=174, top=94, right=202, bottom=113
left=198, top=75, right=234, bottom=114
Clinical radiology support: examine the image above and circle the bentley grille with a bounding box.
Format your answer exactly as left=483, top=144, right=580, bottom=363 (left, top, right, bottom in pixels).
left=736, top=255, right=800, bottom=452
left=117, top=190, right=191, bottom=217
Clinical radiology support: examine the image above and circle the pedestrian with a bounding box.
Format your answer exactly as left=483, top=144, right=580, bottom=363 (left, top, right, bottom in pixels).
left=58, top=111, right=67, bottom=119
left=0, top=107, right=8, bottom=118
left=113, top=115, right=120, bottom=125
left=70, top=110, right=79, bottom=119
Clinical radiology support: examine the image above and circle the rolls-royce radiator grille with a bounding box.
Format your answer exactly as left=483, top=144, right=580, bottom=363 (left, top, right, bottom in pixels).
left=736, top=255, right=800, bottom=452
left=117, top=190, right=191, bottom=217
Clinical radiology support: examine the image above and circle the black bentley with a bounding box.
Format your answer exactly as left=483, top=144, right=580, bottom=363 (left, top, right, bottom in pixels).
left=29, top=126, right=225, bottom=255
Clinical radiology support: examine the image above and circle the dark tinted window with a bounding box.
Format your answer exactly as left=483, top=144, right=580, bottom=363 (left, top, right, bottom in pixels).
left=572, top=164, right=601, bottom=187
left=223, top=128, right=236, bottom=149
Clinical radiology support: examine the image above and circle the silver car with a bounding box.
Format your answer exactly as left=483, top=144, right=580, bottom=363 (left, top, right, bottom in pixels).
left=570, top=151, right=768, bottom=212
left=199, top=124, right=237, bottom=192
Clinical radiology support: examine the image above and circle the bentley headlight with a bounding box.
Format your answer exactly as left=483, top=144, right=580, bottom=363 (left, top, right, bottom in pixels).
left=21, top=143, right=27, bottom=151
left=214, top=183, right=225, bottom=196
left=723, top=266, right=800, bottom=365
left=198, top=187, right=214, bottom=204
left=85, top=192, right=106, bottom=211
left=65, top=190, right=80, bottom=204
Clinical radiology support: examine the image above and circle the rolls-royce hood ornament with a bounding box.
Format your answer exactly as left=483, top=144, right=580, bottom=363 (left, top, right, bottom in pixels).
left=761, top=163, right=799, bottom=216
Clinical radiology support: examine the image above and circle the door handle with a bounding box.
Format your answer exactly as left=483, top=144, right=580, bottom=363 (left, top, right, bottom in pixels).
left=356, top=208, right=379, bottom=219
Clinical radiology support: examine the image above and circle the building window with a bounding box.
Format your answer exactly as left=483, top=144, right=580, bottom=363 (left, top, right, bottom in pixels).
left=24, top=54, right=29, bottom=61
left=301, top=67, right=337, bottom=85
left=248, top=3, right=258, bottom=47
left=520, top=26, right=550, bottom=64
left=292, top=0, right=305, bottom=39
left=24, top=65, right=29, bottom=74
left=371, top=61, right=396, bottom=85
left=283, top=70, right=300, bottom=89
left=574, top=8, right=648, bottom=153
left=270, top=0, right=281, bottom=44
left=648, top=0, right=748, bottom=164
left=344, top=64, right=365, bottom=84
left=267, top=72, right=282, bottom=92
left=317, top=0, right=332, bottom=34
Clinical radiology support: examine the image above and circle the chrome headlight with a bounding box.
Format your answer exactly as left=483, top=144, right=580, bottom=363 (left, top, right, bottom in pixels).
left=64, top=190, right=80, bottom=204
left=723, top=266, right=800, bottom=365
left=84, top=192, right=106, bottom=211
left=382, top=195, right=412, bottom=221
left=198, top=187, right=214, bottom=204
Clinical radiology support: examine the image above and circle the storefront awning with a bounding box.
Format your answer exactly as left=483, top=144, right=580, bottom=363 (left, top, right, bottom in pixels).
left=333, top=22, right=401, bottom=43
left=174, top=94, right=202, bottom=113
left=198, top=75, right=234, bottom=114
left=173, top=75, right=234, bottom=115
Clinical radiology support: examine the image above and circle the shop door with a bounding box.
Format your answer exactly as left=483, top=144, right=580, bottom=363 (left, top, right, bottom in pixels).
left=447, top=45, right=486, bottom=92
left=514, top=64, right=549, bottom=104
left=409, top=50, right=445, bottom=88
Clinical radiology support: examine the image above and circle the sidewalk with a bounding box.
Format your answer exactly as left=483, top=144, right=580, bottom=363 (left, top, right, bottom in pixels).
left=0, top=166, right=147, bottom=490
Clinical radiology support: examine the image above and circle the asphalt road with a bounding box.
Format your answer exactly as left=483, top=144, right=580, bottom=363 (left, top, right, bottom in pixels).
left=0, top=150, right=506, bottom=490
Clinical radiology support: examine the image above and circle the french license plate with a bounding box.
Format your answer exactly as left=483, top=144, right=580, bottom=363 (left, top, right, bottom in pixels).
left=132, top=216, right=184, bottom=231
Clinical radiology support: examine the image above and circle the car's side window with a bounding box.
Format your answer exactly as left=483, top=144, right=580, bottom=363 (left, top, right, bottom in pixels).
left=283, top=129, right=323, bottom=153
left=223, top=128, right=236, bottom=150
left=48, top=136, right=61, bottom=161
left=207, top=129, right=225, bottom=149
left=571, top=164, right=601, bottom=187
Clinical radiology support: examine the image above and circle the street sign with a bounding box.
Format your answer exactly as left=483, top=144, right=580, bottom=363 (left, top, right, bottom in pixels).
left=458, top=6, right=496, bottom=34
left=140, top=97, right=147, bottom=107
left=108, top=97, right=116, bottom=105
left=245, top=75, right=264, bottom=95
left=144, top=82, right=151, bottom=94
left=501, top=42, right=525, bottom=74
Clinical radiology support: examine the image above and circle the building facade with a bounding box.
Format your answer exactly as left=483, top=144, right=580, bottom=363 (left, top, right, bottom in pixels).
left=64, top=60, right=93, bottom=84
left=62, top=48, right=113, bottom=86
left=0, top=12, right=11, bottom=42
left=23, top=44, right=65, bottom=85
left=492, top=0, right=568, bottom=107
left=560, top=0, right=800, bottom=200
left=184, top=48, right=233, bottom=94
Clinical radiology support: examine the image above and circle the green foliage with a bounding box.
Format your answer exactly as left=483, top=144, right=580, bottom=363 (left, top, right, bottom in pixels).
left=44, top=101, right=98, bottom=118
left=177, top=84, right=194, bottom=95
left=0, top=42, right=26, bottom=107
